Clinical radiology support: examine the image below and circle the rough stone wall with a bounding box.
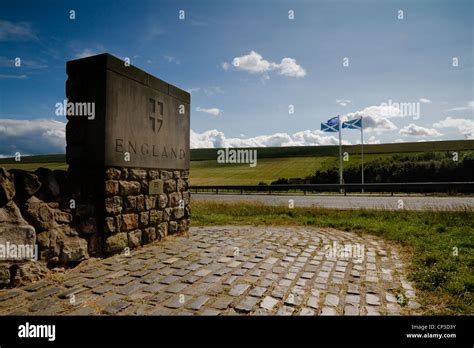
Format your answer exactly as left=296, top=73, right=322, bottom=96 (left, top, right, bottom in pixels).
left=0, top=166, right=190, bottom=288
left=103, top=167, right=191, bottom=254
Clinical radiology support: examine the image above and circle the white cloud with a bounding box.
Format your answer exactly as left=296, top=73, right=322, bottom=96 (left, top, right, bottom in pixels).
left=0, top=118, right=66, bottom=156
left=232, top=51, right=272, bottom=73
left=190, top=129, right=350, bottom=149
left=336, top=99, right=351, bottom=106
left=225, top=51, right=306, bottom=78
left=433, top=117, right=474, bottom=139
left=276, top=57, right=306, bottom=77
left=203, top=86, right=224, bottom=96
left=164, top=55, right=180, bottom=64
left=221, top=62, right=230, bottom=70
left=187, top=86, right=223, bottom=96
left=0, top=74, right=27, bottom=79
left=344, top=105, right=401, bottom=133
left=445, top=101, right=474, bottom=112
left=0, top=20, right=37, bottom=41
left=366, top=136, right=380, bottom=144
left=195, top=107, right=222, bottom=116
left=419, top=98, right=432, bottom=104
left=75, top=48, right=98, bottom=59
left=187, top=87, right=201, bottom=93
left=399, top=124, right=442, bottom=137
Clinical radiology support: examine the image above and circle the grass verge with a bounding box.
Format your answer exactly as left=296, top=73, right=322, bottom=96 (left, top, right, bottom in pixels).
left=191, top=200, right=474, bottom=315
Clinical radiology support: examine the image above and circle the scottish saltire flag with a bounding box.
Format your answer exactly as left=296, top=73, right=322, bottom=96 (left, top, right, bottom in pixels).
left=321, top=116, right=340, bottom=132
left=342, top=117, right=362, bottom=129
left=327, top=116, right=339, bottom=126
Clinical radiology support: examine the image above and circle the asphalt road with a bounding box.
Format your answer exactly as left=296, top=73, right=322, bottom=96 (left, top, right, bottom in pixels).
left=193, top=193, right=474, bottom=211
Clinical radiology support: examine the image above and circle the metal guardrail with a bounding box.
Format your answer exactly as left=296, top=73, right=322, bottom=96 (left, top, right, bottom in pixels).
left=191, top=182, right=474, bottom=195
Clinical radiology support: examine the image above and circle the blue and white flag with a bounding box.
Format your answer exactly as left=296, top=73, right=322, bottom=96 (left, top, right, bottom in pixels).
left=321, top=116, right=340, bottom=132
left=342, top=117, right=362, bottom=129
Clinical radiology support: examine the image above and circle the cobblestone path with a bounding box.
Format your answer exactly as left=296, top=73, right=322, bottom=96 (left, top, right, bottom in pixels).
left=0, top=226, right=420, bottom=315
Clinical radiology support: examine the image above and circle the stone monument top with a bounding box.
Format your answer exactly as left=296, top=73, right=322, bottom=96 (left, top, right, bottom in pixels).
left=66, top=53, right=190, bottom=170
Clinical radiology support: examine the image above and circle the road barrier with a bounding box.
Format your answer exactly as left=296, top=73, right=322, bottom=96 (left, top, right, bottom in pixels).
left=191, top=182, right=474, bottom=195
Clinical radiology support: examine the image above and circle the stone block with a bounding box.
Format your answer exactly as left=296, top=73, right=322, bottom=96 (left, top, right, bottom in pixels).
left=105, top=180, right=119, bottom=196
left=149, top=210, right=163, bottom=224
left=158, top=194, right=168, bottom=209
left=24, top=196, right=55, bottom=232
left=105, top=232, right=128, bottom=253
left=164, top=180, right=176, bottom=193
left=119, top=181, right=141, bottom=195
left=121, top=214, right=138, bottom=231
left=149, top=179, right=163, bottom=195
left=143, top=227, right=156, bottom=243
left=128, top=230, right=142, bottom=248
left=105, top=168, right=121, bottom=180
left=105, top=196, right=122, bottom=215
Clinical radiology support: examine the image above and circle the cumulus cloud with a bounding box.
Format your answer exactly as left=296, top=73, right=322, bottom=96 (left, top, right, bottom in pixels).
left=0, top=118, right=66, bottom=156
left=277, top=58, right=306, bottom=77
left=195, top=107, right=222, bottom=116
left=190, top=129, right=349, bottom=149
left=225, top=51, right=306, bottom=78
left=365, top=136, right=380, bottom=144
left=0, top=20, right=37, bottom=41
left=343, top=105, right=402, bottom=133
left=232, top=51, right=272, bottom=73
left=399, top=124, right=442, bottom=137
left=433, top=117, right=474, bottom=139
left=419, top=98, right=432, bottom=104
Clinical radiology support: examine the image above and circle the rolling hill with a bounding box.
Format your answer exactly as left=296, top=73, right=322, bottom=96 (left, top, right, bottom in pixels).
left=0, top=139, right=473, bottom=185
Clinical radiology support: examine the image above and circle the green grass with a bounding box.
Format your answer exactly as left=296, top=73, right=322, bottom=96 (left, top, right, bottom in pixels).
left=0, top=162, right=68, bottom=171
left=0, top=139, right=473, bottom=185
left=190, top=156, right=337, bottom=185
left=0, top=154, right=67, bottom=171
left=191, top=200, right=474, bottom=315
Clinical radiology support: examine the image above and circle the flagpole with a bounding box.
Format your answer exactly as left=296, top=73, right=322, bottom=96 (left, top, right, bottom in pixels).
left=338, top=115, right=343, bottom=193
left=361, top=116, right=364, bottom=193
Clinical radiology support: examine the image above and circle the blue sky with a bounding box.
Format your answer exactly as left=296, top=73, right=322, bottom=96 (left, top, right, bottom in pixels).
left=0, top=0, right=473, bottom=155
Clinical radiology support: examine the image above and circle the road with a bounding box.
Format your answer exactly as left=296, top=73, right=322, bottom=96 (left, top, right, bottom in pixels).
left=193, top=193, right=474, bottom=211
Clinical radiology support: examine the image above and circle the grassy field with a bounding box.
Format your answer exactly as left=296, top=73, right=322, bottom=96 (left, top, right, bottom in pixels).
left=191, top=200, right=474, bottom=315
left=0, top=153, right=424, bottom=185
left=189, top=152, right=426, bottom=185
left=190, top=156, right=336, bottom=185
left=1, top=139, right=473, bottom=185
left=0, top=154, right=67, bottom=171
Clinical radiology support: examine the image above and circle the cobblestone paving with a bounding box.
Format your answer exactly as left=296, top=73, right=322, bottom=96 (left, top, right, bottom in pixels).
left=0, top=226, right=420, bottom=315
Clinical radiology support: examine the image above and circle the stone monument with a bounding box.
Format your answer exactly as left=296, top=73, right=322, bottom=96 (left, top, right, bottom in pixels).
left=66, top=53, right=191, bottom=255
